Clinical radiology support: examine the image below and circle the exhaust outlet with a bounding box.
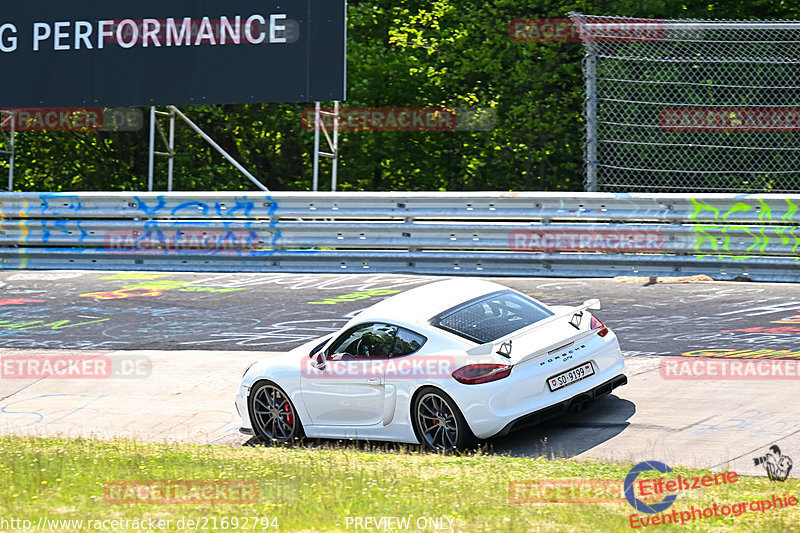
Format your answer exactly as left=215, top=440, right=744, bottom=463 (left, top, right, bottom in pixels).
left=569, top=394, right=592, bottom=413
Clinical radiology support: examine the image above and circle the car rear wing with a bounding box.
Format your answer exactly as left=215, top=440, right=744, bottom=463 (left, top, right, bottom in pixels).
left=465, top=299, right=602, bottom=358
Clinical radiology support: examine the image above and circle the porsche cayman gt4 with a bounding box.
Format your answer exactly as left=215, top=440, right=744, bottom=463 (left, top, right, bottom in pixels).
left=237, top=278, right=626, bottom=451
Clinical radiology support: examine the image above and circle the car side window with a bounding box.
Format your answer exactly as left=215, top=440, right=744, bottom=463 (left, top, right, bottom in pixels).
left=391, top=328, right=427, bottom=357
left=327, top=323, right=398, bottom=359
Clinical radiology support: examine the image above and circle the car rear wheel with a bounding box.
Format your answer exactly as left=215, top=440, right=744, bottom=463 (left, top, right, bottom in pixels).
left=249, top=381, right=303, bottom=444
left=413, top=388, right=476, bottom=452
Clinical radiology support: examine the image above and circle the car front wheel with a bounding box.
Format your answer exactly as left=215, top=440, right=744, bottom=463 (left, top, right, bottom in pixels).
left=412, top=388, right=476, bottom=452
left=249, top=381, right=303, bottom=444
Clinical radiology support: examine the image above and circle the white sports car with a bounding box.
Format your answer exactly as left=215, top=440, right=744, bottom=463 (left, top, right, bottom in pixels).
left=236, top=279, right=626, bottom=451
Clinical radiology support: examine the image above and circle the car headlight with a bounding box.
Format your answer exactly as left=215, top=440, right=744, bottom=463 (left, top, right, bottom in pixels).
left=242, top=362, right=256, bottom=379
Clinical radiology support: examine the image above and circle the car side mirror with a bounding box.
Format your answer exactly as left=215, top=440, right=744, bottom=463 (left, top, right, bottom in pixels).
left=311, top=352, right=327, bottom=371
left=583, top=299, right=601, bottom=310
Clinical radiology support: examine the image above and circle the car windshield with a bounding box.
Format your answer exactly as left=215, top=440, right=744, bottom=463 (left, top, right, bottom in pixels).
left=431, top=290, right=554, bottom=344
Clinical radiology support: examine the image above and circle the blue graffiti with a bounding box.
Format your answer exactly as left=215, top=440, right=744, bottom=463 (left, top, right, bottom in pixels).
left=133, top=195, right=167, bottom=216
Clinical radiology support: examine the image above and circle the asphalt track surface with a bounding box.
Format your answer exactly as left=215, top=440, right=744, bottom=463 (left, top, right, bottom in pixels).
left=0, top=270, right=798, bottom=477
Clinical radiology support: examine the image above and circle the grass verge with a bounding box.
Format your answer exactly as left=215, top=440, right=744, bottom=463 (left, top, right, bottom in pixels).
left=0, top=436, right=798, bottom=532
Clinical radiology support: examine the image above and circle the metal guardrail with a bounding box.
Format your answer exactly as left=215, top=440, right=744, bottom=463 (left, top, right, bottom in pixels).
left=0, top=191, right=797, bottom=282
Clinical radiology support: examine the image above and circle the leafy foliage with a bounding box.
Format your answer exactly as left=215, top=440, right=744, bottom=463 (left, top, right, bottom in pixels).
left=2, top=1, right=799, bottom=192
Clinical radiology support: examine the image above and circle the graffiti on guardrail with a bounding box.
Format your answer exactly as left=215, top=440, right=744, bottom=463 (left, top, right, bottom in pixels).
left=688, top=198, right=800, bottom=257
left=1, top=192, right=800, bottom=280
left=0, top=192, right=279, bottom=220
left=689, top=198, right=799, bottom=223
left=691, top=225, right=800, bottom=255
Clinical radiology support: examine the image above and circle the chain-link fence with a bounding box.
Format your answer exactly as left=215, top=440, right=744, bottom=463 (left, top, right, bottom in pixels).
left=570, top=14, right=800, bottom=192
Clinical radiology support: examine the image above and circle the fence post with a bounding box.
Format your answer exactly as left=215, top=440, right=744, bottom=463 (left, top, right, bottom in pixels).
left=313, top=102, right=321, bottom=192
left=584, top=41, right=598, bottom=193
left=148, top=106, right=156, bottom=192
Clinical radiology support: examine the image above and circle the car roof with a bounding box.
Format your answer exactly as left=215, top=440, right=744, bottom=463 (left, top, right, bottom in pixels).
left=353, top=278, right=511, bottom=327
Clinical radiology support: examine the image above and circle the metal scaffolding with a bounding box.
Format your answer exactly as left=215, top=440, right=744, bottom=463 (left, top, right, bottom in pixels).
left=312, top=101, right=340, bottom=191
left=147, top=106, right=269, bottom=192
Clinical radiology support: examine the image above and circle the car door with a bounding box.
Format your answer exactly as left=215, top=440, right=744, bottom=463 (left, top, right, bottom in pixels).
left=299, top=322, right=397, bottom=426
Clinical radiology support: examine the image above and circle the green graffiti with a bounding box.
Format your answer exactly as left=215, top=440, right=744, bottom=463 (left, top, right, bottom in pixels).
left=758, top=227, right=768, bottom=253
left=784, top=199, right=799, bottom=222
left=757, top=198, right=773, bottom=222
left=179, top=286, right=244, bottom=293
left=690, top=225, right=799, bottom=256
left=309, top=289, right=402, bottom=305
left=693, top=226, right=719, bottom=252
left=775, top=226, right=800, bottom=254
left=0, top=318, right=111, bottom=331
left=722, top=203, right=752, bottom=220
left=690, top=199, right=720, bottom=221
left=689, top=197, right=792, bottom=223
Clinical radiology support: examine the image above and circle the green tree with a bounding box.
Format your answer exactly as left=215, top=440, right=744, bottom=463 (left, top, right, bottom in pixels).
left=2, top=0, right=798, bottom=192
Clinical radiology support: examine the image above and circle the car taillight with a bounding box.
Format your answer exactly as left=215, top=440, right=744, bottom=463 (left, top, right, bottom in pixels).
left=452, top=364, right=513, bottom=384
left=590, top=315, right=609, bottom=337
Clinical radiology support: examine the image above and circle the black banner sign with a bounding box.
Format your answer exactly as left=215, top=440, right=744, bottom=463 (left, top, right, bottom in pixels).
left=0, top=1, right=346, bottom=107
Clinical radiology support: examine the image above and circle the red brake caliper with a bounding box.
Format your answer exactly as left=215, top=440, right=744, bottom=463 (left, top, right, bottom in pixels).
left=283, top=402, right=294, bottom=426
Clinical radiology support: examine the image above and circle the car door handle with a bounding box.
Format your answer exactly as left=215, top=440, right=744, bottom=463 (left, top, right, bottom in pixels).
left=366, top=378, right=381, bottom=385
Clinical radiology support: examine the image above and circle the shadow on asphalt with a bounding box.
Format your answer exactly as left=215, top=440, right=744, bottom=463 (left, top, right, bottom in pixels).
left=486, top=394, right=635, bottom=458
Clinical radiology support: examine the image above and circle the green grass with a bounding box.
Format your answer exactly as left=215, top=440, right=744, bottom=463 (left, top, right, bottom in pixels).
left=0, top=436, right=798, bottom=532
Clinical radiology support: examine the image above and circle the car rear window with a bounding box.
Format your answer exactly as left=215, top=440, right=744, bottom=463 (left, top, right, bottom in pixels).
left=431, top=290, right=553, bottom=344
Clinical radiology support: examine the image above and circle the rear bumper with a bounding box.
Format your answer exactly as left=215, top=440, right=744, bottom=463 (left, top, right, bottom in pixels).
left=493, top=373, right=627, bottom=437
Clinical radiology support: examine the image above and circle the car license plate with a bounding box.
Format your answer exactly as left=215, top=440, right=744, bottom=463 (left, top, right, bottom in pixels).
left=548, top=362, right=595, bottom=392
